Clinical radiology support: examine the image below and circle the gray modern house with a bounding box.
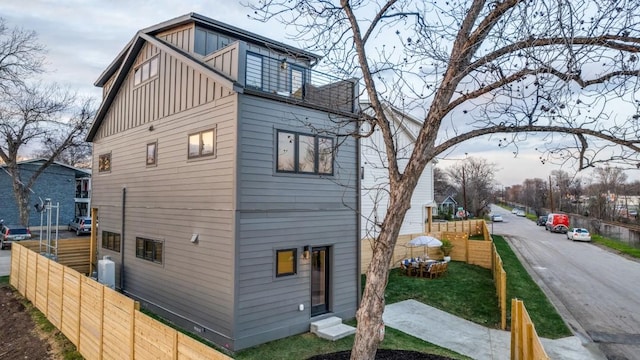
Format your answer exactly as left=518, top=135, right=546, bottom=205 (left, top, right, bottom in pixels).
left=87, top=13, right=360, bottom=351
left=0, top=159, right=91, bottom=227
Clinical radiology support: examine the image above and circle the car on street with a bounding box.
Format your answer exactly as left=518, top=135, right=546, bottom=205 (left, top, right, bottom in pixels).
left=545, top=213, right=569, bottom=233
left=516, top=209, right=526, bottom=217
left=567, top=227, right=591, bottom=241
left=491, top=214, right=503, bottom=222
left=0, top=223, right=32, bottom=249
left=511, top=208, right=519, bottom=214
left=68, top=216, right=92, bottom=236
left=536, top=216, right=547, bottom=226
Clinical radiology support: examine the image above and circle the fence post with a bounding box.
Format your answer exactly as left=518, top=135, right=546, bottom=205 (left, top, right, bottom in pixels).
left=131, top=301, right=140, bottom=359
left=501, top=271, right=507, bottom=330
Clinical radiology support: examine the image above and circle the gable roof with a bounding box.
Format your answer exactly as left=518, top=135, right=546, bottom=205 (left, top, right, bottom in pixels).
left=360, top=101, right=424, bottom=142
left=87, top=13, right=322, bottom=142
left=0, top=158, right=91, bottom=177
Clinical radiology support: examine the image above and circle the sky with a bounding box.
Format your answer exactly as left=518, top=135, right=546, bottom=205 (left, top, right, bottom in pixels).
left=1, top=1, right=638, bottom=187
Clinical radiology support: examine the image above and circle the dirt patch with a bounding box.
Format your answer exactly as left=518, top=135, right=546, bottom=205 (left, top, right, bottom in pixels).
left=0, top=283, right=56, bottom=359
left=307, top=349, right=455, bottom=360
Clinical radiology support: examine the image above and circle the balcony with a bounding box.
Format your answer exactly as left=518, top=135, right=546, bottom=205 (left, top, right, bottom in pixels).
left=244, top=53, right=358, bottom=114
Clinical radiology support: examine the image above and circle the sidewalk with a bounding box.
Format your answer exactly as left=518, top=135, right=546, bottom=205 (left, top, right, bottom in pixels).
left=383, top=300, right=606, bottom=360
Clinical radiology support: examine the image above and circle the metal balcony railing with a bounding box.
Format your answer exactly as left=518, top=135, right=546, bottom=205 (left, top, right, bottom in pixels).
left=245, top=53, right=357, bottom=114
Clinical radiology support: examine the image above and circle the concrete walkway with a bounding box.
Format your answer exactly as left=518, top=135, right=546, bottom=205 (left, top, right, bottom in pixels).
left=383, top=300, right=606, bottom=360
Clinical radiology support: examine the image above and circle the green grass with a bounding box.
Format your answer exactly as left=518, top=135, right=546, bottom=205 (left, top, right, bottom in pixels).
left=492, top=235, right=571, bottom=339
left=0, top=275, right=8, bottom=284
left=235, top=318, right=471, bottom=360
left=592, top=234, right=640, bottom=258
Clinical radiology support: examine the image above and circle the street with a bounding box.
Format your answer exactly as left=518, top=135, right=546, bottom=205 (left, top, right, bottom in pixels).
left=491, top=205, right=640, bottom=360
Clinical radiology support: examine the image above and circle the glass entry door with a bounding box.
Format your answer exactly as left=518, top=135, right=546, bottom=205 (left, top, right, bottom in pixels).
left=311, top=246, right=330, bottom=316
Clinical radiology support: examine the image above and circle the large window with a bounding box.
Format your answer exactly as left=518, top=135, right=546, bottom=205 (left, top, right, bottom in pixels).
left=133, top=56, right=159, bottom=86
left=136, top=237, right=163, bottom=264
left=188, top=128, right=216, bottom=159
left=276, top=249, right=297, bottom=277
left=194, top=27, right=230, bottom=56
left=277, top=131, right=334, bottom=175
left=102, top=231, right=121, bottom=252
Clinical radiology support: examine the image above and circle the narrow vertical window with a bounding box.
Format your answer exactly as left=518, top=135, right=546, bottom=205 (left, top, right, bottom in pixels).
left=298, top=135, right=316, bottom=173
left=246, top=53, right=263, bottom=90
left=318, top=137, right=334, bottom=175
left=277, top=131, right=295, bottom=171
left=146, top=142, right=157, bottom=166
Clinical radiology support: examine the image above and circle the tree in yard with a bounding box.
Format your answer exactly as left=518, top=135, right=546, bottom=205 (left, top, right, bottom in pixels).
left=447, top=157, right=497, bottom=218
left=249, top=1, right=640, bottom=358
left=0, top=20, right=95, bottom=225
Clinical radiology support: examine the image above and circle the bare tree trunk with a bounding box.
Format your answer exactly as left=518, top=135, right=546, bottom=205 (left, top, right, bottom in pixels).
left=351, top=184, right=413, bottom=359
left=13, top=184, right=31, bottom=226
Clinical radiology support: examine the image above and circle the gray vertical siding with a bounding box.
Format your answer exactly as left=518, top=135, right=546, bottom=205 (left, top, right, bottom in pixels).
left=234, top=95, right=359, bottom=349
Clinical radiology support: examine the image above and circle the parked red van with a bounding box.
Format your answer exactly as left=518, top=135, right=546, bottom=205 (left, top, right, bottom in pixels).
left=545, top=213, right=569, bottom=233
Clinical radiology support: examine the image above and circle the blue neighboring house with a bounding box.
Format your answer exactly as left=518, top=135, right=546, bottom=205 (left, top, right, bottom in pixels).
left=0, top=159, right=91, bottom=227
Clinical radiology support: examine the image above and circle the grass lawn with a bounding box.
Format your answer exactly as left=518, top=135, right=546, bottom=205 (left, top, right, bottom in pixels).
left=592, top=234, right=640, bottom=259
left=492, top=235, right=571, bottom=339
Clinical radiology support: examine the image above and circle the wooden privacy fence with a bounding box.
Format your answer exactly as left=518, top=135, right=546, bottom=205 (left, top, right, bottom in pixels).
left=511, top=299, right=549, bottom=360
left=492, top=241, right=507, bottom=330
left=10, top=243, right=232, bottom=360
left=428, top=219, right=486, bottom=237
left=19, top=238, right=92, bottom=275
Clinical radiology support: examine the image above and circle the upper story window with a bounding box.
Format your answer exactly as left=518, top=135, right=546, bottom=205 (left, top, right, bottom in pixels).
left=146, top=141, right=157, bottom=166
left=276, top=248, right=297, bottom=277
left=194, top=27, right=230, bottom=56
left=188, top=128, right=216, bottom=159
left=98, top=153, right=111, bottom=172
left=277, top=130, right=334, bottom=175
left=134, top=56, right=159, bottom=86
left=246, top=53, right=263, bottom=90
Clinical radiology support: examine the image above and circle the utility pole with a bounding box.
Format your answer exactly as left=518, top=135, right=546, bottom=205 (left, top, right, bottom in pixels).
left=549, top=175, right=554, bottom=213
left=462, top=167, right=468, bottom=219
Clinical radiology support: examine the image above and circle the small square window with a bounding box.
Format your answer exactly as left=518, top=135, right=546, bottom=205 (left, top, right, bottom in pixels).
left=146, top=142, right=157, bottom=166
left=101, top=231, right=121, bottom=252
left=276, top=249, right=297, bottom=277
left=98, top=153, right=111, bottom=172
left=136, top=237, right=163, bottom=264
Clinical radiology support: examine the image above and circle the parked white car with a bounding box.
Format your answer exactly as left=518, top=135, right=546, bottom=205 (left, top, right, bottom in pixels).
left=516, top=209, right=526, bottom=217
left=567, top=228, right=591, bottom=242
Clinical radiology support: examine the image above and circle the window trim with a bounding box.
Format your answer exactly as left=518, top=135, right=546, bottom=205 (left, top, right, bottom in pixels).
left=276, top=130, right=334, bottom=175
left=187, top=128, right=216, bottom=159
left=135, top=237, right=163, bottom=264
left=246, top=52, right=264, bottom=90
left=98, top=153, right=111, bottom=173
left=275, top=248, right=297, bottom=277
left=146, top=141, right=157, bottom=166
left=101, top=231, right=121, bottom=253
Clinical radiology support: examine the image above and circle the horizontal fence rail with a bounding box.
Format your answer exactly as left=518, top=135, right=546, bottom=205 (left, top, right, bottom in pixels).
left=10, top=243, right=232, bottom=360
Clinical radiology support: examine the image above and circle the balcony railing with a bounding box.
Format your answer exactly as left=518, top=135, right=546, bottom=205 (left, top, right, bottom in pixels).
left=245, top=53, right=357, bottom=114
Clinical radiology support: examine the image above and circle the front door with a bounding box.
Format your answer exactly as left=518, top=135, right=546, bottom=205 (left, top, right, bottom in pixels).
left=311, top=246, right=330, bottom=316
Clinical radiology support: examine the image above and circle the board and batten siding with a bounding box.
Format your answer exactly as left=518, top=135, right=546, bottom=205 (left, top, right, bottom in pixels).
left=92, top=75, right=239, bottom=347
left=94, top=41, right=231, bottom=141
left=233, top=95, right=359, bottom=349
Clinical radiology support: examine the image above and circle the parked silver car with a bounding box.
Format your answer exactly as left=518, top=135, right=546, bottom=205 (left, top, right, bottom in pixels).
left=567, top=228, right=591, bottom=242
left=0, top=223, right=32, bottom=249
left=68, top=216, right=92, bottom=236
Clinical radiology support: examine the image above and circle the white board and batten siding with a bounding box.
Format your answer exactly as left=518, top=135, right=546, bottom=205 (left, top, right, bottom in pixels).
left=233, top=95, right=359, bottom=349
left=92, top=39, right=239, bottom=344
left=360, top=111, right=435, bottom=240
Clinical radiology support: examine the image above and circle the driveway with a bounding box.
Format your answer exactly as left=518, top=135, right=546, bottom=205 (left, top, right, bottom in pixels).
left=491, top=205, right=640, bottom=359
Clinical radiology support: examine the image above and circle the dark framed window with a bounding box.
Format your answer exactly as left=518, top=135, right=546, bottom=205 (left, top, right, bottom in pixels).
left=133, top=56, right=159, bottom=86
left=136, top=237, right=163, bottom=264
left=102, top=231, right=121, bottom=252
left=98, top=153, right=111, bottom=172
left=276, top=130, right=334, bottom=175
left=246, top=53, right=263, bottom=90
left=146, top=141, right=157, bottom=166
left=276, top=248, right=297, bottom=277
left=188, top=128, right=216, bottom=159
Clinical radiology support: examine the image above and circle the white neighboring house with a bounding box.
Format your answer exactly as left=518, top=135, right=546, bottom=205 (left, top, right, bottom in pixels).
left=360, top=102, right=435, bottom=240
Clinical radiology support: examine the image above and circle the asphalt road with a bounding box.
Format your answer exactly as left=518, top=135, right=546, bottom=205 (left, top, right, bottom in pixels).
left=491, top=205, right=640, bottom=360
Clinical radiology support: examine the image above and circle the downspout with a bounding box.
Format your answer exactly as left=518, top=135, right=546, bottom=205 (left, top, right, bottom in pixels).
left=120, top=187, right=126, bottom=290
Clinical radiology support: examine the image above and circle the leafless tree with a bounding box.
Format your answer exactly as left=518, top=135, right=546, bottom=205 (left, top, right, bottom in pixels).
left=0, top=20, right=94, bottom=226
left=447, top=157, right=497, bottom=217
left=248, top=1, right=640, bottom=357
left=588, top=166, right=629, bottom=220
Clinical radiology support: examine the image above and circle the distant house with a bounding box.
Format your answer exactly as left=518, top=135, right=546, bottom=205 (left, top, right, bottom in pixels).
left=0, top=159, right=91, bottom=227
left=87, top=13, right=360, bottom=351
left=434, top=194, right=458, bottom=218
left=360, top=102, right=435, bottom=239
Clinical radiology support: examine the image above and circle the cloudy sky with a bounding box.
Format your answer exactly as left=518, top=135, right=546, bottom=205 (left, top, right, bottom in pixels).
left=2, top=1, right=637, bottom=187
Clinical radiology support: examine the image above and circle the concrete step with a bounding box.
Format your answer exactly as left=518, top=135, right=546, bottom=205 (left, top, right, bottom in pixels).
left=310, top=316, right=343, bottom=332
left=310, top=317, right=356, bottom=341
left=314, top=323, right=356, bottom=341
